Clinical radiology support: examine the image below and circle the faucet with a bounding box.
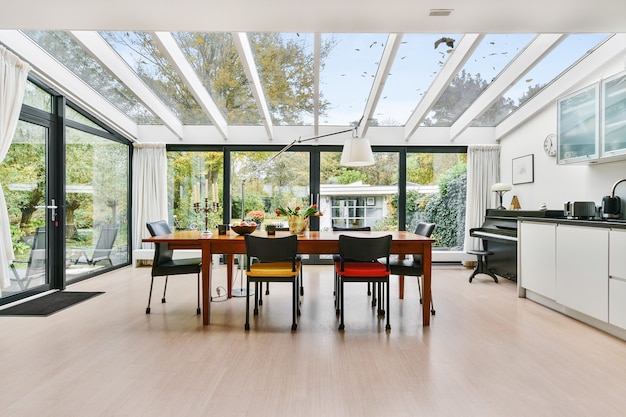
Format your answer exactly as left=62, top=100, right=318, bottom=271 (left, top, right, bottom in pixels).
left=610, top=179, right=626, bottom=197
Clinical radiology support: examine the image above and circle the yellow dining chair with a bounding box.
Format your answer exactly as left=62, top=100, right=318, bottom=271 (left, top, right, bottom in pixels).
left=244, top=234, right=301, bottom=331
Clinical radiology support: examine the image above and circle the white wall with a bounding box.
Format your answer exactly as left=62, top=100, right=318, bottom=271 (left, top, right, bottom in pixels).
left=499, top=56, right=626, bottom=215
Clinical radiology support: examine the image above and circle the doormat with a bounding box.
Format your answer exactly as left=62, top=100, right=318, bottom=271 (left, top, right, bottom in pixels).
left=0, top=291, right=104, bottom=317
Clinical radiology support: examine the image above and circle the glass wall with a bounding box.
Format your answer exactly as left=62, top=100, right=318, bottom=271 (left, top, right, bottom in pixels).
left=65, top=125, right=130, bottom=280
left=320, top=151, right=399, bottom=231
left=1, top=120, right=48, bottom=294
left=405, top=152, right=467, bottom=250
left=230, top=150, right=310, bottom=227
left=167, top=151, right=224, bottom=232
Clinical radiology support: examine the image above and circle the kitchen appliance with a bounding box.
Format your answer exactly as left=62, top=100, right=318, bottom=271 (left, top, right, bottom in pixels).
left=601, top=179, right=626, bottom=219
left=564, top=201, right=596, bottom=219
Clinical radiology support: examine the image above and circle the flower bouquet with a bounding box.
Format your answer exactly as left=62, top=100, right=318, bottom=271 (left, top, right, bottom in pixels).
left=275, top=204, right=322, bottom=234
left=246, top=210, right=266, bottom=223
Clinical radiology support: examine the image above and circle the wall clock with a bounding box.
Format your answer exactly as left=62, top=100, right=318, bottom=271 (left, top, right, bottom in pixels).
left=544, top=134, right=557, bottom=157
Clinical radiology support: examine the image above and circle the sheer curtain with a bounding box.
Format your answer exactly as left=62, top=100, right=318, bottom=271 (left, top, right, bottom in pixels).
left=0, top=46, right=31, bottom=289
left=463, top=144, right=500, bottom=252
left=132, top=143, right=168, bottom=254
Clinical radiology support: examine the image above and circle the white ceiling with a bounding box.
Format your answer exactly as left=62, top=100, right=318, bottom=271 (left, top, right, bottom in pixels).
left=2, top=0, right=626, bottom=146
left=2, top=0, right=625, bottom=33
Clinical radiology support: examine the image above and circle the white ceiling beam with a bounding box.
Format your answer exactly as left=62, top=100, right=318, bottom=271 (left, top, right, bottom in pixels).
left=151, top=31, right=229, bottom=140
left=0, top=30, right=138, bottom=140
left=313, top=33, right=321, bottom=137
left=450, top=33, right=566, bottom=141
left=404, top=34, right=484, bottom=141
left=496, top=34, right=626, bottom=139
left=69, top=31, right=183, bottom=139
left=232, top=32, right=274, bottom=140
left=358, top=33, right=403, bottom=139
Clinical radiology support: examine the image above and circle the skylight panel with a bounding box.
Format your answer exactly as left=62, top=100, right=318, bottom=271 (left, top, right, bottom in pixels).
left=473, top=33, right=611, bottom=126
left=21, top=30, right=160, bottom=125
left=99, top=31, right=212, bottom=125
left=375, top=33, right=461, bottom=127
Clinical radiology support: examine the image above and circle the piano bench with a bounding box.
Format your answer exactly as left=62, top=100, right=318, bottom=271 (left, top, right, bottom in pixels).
left=466, top=250, right=499, bottom=283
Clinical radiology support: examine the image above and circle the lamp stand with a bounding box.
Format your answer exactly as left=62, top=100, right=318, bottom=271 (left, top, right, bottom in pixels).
left=494, top=191, right=507, bottom=210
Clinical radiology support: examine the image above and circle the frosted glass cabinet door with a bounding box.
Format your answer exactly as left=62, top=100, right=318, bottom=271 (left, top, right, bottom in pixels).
left=557, top=83, right=599, bottom=164
left=601, top=71, right=626, bottom=158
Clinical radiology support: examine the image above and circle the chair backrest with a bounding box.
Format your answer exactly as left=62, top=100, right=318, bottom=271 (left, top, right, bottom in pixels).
left=91, top=224, right=119, bottom=260
left=26, top=227, right=46, bottom=277
left=338, top=234, right=392, bottom=270
left=147, top=221, right=174, bottom=265
left=332, top=226, right=371, bottom=232
left=414, top=222, right=435, bottom=237
left=244, top=234, right=298, bottom=271
left=413, top=222, right=435, bottom=264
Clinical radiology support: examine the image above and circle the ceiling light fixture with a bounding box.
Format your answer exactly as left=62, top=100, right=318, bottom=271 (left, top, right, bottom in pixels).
left=429, top=9, right=453, bottom=17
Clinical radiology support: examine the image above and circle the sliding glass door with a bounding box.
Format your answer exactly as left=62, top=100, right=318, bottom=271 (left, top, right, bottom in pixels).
left=1, top=119, right=50, bottom=295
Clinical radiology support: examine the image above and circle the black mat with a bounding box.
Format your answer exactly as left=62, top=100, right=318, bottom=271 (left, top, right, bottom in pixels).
left=0, top=291, right=104, bottom=317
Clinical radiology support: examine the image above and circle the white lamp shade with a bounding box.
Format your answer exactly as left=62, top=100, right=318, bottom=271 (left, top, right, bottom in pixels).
left=340, top=138, right=375, bottom=166
left=491, top=182, right=512, bottom=192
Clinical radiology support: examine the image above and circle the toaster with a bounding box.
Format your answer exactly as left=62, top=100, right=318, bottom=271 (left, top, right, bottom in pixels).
left=564, top=201, right=596, bottom=219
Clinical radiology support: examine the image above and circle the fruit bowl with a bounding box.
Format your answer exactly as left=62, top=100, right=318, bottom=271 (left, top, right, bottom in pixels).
left=231, top=224, right=257, bottom=235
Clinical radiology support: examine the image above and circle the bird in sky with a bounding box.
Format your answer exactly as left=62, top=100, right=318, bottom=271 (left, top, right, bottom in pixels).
left=434, top=37, right=455, bottom=49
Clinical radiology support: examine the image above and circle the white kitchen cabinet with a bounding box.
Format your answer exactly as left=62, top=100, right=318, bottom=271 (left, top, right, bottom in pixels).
left=609, top=229, right=626, bottom=329
left=519, top=221, right=556, bottom=299
left=556, top=225, right=609, bottom=321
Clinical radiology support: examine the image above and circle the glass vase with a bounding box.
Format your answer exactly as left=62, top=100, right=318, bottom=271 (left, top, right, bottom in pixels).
left=288, top=215, right=309, bottom=235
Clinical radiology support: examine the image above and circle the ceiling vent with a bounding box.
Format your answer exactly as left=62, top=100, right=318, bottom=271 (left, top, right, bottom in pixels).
left=429, top=9, right=453, bottom=17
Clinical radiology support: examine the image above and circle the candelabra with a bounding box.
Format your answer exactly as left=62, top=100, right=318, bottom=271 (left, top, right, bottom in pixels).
left=193, top=198, right=220, bottom=235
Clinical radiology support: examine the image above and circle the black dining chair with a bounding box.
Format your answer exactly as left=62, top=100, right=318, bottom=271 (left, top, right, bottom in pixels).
left=335, top=234, right=392, bottom=331
left=145, top=220, right=202, bottom=315
left=244, top=234, right=301, bottom=331
left=386, top=222, right=436, bottom=315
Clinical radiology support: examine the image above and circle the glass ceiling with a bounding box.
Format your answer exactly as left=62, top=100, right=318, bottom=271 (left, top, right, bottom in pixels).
left=9, top=31, right=612, bottom=136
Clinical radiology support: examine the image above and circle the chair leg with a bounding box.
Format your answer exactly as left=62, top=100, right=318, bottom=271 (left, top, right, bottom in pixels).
left=254, top=281, right=260, bottom=315
left=421, top=276, right=436, bottom=315
left=161, top=276, right=169, bottom=303
left=146, top=276, right=155, bottom=314
left=196, top=272, right=201, bottom=315
left=378, top=281, right=385, bottom=317
left=417, top=276, right=423, bottom=304
left=385, top=279, right=391, bottom=331
left=265, top=282, right=270, bottom=295
left=245, top=278, right=251, bottom=330
left=338, top=278, right=345, bottom=330
left=291, top=278, right=298, bottom=331
left=259, top=281, right=264, bottom=305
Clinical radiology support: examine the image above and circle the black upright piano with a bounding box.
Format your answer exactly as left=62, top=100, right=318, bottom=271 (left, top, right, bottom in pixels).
left=469, top=209, right=563, bottom=281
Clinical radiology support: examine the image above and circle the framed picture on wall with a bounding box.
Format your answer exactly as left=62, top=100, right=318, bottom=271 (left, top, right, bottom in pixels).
left=512, top=154, right=534, bottom=185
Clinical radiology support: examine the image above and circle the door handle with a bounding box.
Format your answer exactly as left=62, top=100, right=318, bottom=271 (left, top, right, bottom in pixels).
left=35, top=198, right=58, bottom=221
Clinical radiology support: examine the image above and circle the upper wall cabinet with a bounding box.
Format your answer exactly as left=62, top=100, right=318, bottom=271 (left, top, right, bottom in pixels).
left=557, top=83, right=599, bottom=164
left=602, top=71, right=626, bottom=159
left=558, top=70, right=626, bottom=165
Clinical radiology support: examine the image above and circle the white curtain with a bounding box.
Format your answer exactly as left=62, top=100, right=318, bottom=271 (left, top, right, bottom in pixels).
left=463, top=144, right=501, bottom=252
left=0, top=46, right=31, bottom=289
left=132, top=143, right=168, bottom=252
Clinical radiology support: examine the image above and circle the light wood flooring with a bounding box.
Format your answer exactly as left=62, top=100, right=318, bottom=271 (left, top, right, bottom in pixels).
left=2, top=263, right=626, bottom=417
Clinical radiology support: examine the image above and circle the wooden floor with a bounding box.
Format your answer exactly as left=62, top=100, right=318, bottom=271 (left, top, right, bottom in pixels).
left=2, top=263, right=626, bottom=416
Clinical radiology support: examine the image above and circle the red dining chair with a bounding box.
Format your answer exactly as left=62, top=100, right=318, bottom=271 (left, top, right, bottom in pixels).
left=335, top=234, right=392, bottom=331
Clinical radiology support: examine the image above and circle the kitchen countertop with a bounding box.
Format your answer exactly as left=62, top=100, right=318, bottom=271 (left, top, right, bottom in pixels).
left=519, top=216, right=626, bottom=229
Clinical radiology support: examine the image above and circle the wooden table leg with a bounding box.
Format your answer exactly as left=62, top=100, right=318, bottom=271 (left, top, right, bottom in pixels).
left=201, top=241, right=212, bottom=325
left=398, top=253, right=406, bottom=299
left=226, top=254, right=234, bottom=298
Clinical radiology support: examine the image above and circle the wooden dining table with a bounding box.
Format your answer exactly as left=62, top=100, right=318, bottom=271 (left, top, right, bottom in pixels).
left=142, top=230, right=434, bottom=326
